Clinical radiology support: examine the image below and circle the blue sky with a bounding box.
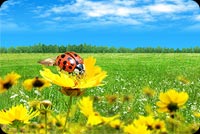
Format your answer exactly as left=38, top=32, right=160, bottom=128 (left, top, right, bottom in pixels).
left=0, top=0, right=200, bottom=48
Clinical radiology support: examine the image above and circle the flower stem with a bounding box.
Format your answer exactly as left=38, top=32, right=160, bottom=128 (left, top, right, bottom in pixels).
left=45, top=110, right=48, bottom=134
left=63, top=96, right=73, bottom=133
left=17, top=125, right=20, bottom=134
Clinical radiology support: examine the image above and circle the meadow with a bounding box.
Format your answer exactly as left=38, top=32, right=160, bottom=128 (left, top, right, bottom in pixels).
left=0, top=53, right=200, bottom=134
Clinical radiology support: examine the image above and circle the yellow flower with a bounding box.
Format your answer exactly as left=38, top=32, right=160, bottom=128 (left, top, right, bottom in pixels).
left=23, top=77, right=51, bottom=91
left=132, top=115, right=166, bottom=133
left=78, top=97, right=101, bottom=126
left=177, top=75, right=190, bottom=84
left=78, top=97, right=94, bottom=117
left=109, top=119, right=124, bottom=130
left=156, top=89, right=189, bottom=113
left=133, top=115, right=155, bottom=130
left=40, top=57, right=107, bottom=96
left=50, top=114, right=65, bottom=129
left=87, top=112, right=103, bottom=126
left=143, top=87, right=155, bottom=97
left=101, top=115, right=119, bottom=124
left=153, top=119, right=166, bottom=132
left=0, top=72, right=21, bottom=93
left=68, top=123, right=85, bottom=134
left=0, top=104, right=39, bottom=125
left=194, top=112, right=200, bottom=118
left=124, top=124, right=150, bottom=134
left=78, top=97, right=118, bottom=126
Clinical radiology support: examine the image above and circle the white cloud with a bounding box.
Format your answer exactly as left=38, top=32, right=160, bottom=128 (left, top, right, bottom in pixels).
left=195, top=15, right=200, bottom=21
left=32, top=0, right=199, bottom=28
left=147, top=4, right=177, bottom=13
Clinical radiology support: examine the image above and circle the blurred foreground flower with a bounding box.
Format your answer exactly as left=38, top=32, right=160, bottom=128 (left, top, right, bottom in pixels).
left=194, top=112, right=200, bottom=118
left=78, top=97, right=119, bottom=126
left=109, top=119, right=124, bottom=130
left=23, top=77, right=51, bottom=91
left=0, top=72, right=21, bottom=93
left=0, top=104, right=39, bottom=125
left=156, top=89, right=188, bottom=113
left=124, top=124, right=150, bottom=134
left=40, top=57, right=107, bottom=96
left=124, top=115, right=166, bottom=134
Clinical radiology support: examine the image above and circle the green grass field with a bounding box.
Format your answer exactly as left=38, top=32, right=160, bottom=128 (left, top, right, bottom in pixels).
left=0, top=53, right=200, bottom=133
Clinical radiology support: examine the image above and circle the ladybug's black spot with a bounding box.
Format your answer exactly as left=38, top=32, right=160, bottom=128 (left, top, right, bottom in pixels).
left=68, top=66, right=72, bottom=70
left=58, top=61, right=60, bottom=66
left=59, top=59, right=61, bottom=61
left=3, top=82, right=12, bottom=89
left=71, top=63, right=74, bottom=66
left=61, top=54, right=65, bottom=58
left=74, top=53, right=78, bottom=57
left=63, top=61, right=67, bottom=65
left=63, top=66, right=66, bottom=70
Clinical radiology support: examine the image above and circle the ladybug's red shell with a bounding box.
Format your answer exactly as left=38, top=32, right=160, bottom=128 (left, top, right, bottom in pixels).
left=55, top=52, right=84, bottom=74
left=65, top=52, right=83, bottom=64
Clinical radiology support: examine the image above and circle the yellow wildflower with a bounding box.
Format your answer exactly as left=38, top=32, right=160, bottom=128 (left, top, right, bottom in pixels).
left=156, top=89, right=189, bottom=113
left=133, top=115, right=155, bottom=130
left=78, top=97, right=94, bottom=117
left=109, top=119, right=124, bottom=130
left=0, top=72, right=21, bottom=93
left=23, top=77, right=51, bottom=91
left=87, top=112, right=103, bottom=126
left=51, top=114, right=65, bottom=129
left=153, top=119, right=166, bottom=132
left=143, top=86, right=155, bottom=97
left=177, top=75, right=190, bottom=84
left=124, top=124, right=150, bottom=134
left=40, top=57, right=107, bottom=96
left=194, top=112, right=200, bottom=118
left=78, top=97, right=118, bottom=126
left=78, top=97, right=102, bottom=126
left=0, top=104, right=39, bottom=125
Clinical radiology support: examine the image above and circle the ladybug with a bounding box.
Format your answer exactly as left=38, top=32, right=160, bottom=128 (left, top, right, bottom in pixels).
left=39, top=52, right=85, bottom=75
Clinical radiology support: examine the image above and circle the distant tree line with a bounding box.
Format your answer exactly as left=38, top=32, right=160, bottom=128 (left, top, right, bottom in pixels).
left=0, top=43, right=200, bottom=53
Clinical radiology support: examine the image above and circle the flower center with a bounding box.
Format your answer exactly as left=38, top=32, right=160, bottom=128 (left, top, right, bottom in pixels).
left=115, top=125, right=120, bottom=130
left=61, top=87, right=84, bottom=96
left=155, top=124, right=161, bottom=129
left=33, top=78, right=44, bottom=88
left=147, top=125, right=153, bottom=130
left=56, top=122, right=62, bottom=127
left=167, top=103, right=179, bottom=112
left=3, top=81, right=12, bottom=89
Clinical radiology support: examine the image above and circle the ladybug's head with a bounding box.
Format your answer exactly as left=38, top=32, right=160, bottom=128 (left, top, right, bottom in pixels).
left=74, top=63, right=85, bottom=75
